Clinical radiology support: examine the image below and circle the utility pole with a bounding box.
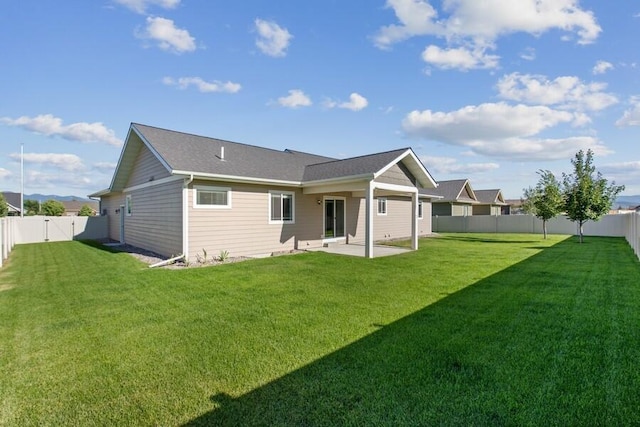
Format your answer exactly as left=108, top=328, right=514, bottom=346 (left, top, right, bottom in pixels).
left=20, top=143, right=24, bottom=218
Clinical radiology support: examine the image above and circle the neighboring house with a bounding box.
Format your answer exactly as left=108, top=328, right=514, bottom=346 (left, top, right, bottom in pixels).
left=505, top=199, right=526, bottom=215
left=62, top=200, right=99, bottom=216
left=473, top=189, right=508, bottom=216
left=430, top=179, right=478, bottom=216
left=89, top=123, right=438, bottom=259
left=2, top=192, right=22, bottom=216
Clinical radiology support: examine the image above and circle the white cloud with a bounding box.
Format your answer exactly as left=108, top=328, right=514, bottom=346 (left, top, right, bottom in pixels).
left=616, top=97, right=640, bottom=127
left=496, top=73, right=618, bottom=111
left=600, top=161, right=640, bottom=175
left=10, top=153, right=85, bottom=172
left=422, top=45, right=499, bottom=70
left=276, top=89, right=312, bottom=108
left=138, top=16, right=196, bottom=54
left=404, top=102, right=574, bottom=141
left=520, top=47, right=536, bottom=61
left=324, top=93, right=369, bottom=111
left=421, top=156, right=499, bottom=174
left=24, top=170, right=92, bottom=190
left=592, top=60, right=614, bottom=75
left=374, top=0, right=601, bottom=69
left=255, top=19, right=292, bottom=57
left=114, top=0, right=180, bottom=14
left=0, top=168, right=11, bottom=179
left=1, top=114, right=122, bottom=146
left=162, top=76, right=241, bottom=93
left=402, top=102, right=610, bottom=161
left=94, top=162, right=117, bottom=172
left=373, top=0, right=441, bottom=49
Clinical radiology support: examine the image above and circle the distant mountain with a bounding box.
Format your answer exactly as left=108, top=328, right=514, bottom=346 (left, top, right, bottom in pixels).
left=25, top=194, right=93, bottom=203
left=614, top=195, right=640, bottom=209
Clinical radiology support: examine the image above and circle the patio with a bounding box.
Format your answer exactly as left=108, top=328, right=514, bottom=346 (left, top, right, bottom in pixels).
left=306, top=243, right=412, bottom=257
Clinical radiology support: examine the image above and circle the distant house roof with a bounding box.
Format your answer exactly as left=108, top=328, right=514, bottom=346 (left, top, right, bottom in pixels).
left=95, top=123, right=437, bottom=196
left=474, top=189, right=507, bottom=206
left=2, top=191, right=22, bottom=213
left=62, top=200, right=99, bottom=214
left=431, top=179, right=478, bottom=204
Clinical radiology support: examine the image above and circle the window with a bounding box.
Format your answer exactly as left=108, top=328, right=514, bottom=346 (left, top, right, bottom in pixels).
left=377, top=197, right=387, bottom=215
left=270, top=191, right=295, bottom=223
left=418, top=201, right=423, bottom=219
left=125, top=195, right=132, bottom=216
left=194, top=186, right=231, bottom=208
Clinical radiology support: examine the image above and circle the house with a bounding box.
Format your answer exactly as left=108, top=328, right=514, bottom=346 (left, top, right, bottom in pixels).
left=61, top=200, right=99, bottom=216
left=2, top=192, right=22, bottom=216
left=89, top=123, right=439, bottom=259
left=472, top=189, right=508, bottom=216
left=430, top=179, right=478, bottom=216
left=505, top=199, right=526, bottom=215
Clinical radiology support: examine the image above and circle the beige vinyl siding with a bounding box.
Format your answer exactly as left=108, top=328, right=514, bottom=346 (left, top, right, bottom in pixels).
left=126, top=144, right=171, bottom=188
left=451, top=203, right=472, bottom=216
left=189, top=181, right=320, bottom=259
left=296, top=193, right=344, bottom=249
left=375, top=163, right=415, bottom=186
left=124, top=179, right=183, bottom=257
left=100, top=194, right=125, bottom=242
left=349, top=196, right=430, bottom=244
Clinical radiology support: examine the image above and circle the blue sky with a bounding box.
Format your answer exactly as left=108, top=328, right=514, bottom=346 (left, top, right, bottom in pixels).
left=1, top=0, right=640, bottom=199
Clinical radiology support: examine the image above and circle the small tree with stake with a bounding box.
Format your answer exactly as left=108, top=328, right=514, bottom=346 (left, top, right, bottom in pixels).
left=562, top=149, right=624, bottom=243
left=522, top=170, right=563, bottom=239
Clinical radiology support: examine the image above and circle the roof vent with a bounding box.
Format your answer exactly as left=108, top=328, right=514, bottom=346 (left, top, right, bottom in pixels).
left=220, top=146, right=225, bottom=161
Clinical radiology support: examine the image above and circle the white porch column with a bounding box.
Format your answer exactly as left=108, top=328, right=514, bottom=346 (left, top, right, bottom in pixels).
left=411, top=191, right=419, bottom=250
left=365, top=181, right=374, bottom=258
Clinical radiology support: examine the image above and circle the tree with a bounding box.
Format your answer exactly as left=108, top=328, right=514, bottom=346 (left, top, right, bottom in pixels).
left=24, top=199, right=40, bottom=216
left=562, top=149, right=624, bottom=243
left=522, top=170, right=563, bottom=239
left=40, top=199, right=65, bottom=217
left=0, top=194, right=8, bottom=217
left=78, top=204, right=94, bottom=216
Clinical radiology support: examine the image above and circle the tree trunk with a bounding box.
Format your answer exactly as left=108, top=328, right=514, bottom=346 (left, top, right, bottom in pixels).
left=543, top=220, right=548, bottom=239
left=579, top=221, right=584, bottom=243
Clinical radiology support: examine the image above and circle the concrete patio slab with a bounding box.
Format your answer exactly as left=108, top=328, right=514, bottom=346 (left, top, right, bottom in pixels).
left=306, top=243, right=412, bottom=258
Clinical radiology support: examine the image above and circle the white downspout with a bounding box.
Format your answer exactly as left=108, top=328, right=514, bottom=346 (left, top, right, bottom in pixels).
left=411, top=190, right=419, bottom=250
left=365, top=181, right=374, bottom=258
left=183, top=174, right=194, bottom=262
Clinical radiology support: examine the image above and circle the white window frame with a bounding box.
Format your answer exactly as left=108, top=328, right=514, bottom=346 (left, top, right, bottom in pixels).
left=193, top=185, right=232, bottom=209
left=125, top=194, right=132, bottom=216
left=377, top=197, right=387, bottom=216
left=269, top=190, right=295, bottom=224
left=418, top=200, right=423, bottom=219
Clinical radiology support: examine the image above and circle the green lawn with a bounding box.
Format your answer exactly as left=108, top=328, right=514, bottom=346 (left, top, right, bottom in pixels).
left=1, top=234, right=639, bottom=425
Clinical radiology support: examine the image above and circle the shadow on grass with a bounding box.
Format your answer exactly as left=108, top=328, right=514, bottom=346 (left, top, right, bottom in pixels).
left=183, top=237, right=640, bottom=426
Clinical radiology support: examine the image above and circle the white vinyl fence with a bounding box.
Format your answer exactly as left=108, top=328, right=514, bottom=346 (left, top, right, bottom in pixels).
left=433, top=214, right=627, bottom=236
left=433, top=213, right=640, bottom=260
left=0, top=216, right=108, bottom=267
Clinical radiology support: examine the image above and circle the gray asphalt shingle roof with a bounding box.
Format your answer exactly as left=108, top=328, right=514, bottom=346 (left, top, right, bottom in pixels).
left=132, top=124, right=421, bottom=184
left=474, top=189, right=506, bottom=205
left=302, top=149, right=409, bottom=182
left=431, top=179, right=477, bottom=203
left=134, top=124, right=336, bottom=182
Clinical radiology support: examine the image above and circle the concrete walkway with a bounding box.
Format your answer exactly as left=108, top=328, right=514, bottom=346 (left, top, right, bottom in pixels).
left=306, top=243, right=412, bottom=258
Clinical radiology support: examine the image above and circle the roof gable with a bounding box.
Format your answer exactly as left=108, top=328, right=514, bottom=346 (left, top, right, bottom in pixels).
left=475, top=189, right=506, bottom=205
left=432, top=179, right=478, bottom=203
left=104, top=123, right=437, bottom=192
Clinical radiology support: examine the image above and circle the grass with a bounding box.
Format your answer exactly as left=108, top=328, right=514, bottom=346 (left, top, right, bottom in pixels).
left=0, top=234, right=639, bottom=425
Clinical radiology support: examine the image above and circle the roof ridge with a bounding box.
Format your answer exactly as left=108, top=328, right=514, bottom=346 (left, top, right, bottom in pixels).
left=132, top=123, right=303, bottom=157
left=306, top=147, right=410, bottom=167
